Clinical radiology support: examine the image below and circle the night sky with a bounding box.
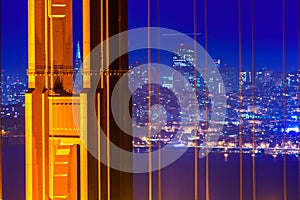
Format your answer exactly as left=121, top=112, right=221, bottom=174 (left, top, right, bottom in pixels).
left=1, top=0, right=299, bottom=77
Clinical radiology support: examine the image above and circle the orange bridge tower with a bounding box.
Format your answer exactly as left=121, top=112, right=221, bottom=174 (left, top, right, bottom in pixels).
left=26, top=0, right=132, bottom=199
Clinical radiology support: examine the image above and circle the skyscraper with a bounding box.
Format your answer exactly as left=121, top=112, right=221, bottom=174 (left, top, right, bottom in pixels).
left=172, top=44, right=205, bottom=122
left=241, top=71, right=252, bottom=84
left=73, top=41, right=82, bottom=93
left=172, top=44, right=204, bottom=91
left=74, top=41, right=82, bottom=73
left=256, top=68, right=273, bottom=87
left=219, top=66, right=238, bottom=92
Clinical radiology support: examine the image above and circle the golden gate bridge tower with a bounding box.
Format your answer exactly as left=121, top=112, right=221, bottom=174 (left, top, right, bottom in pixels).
left=25, top=0, right=132, bottom=199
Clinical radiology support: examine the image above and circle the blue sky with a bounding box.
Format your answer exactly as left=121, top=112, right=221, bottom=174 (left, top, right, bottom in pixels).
left=128, top=0, right=299, bottom=72
left=1, top=0, right=299, bottom=76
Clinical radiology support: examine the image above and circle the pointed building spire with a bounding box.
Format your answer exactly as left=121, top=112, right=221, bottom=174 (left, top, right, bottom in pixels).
left=76, top=41, right=81, bottom=60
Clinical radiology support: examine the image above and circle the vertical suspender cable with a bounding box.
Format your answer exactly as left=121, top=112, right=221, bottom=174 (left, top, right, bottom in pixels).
left=204, top=0, right=210, bottom=199
left=298, top=1, right=300, bottom=199
left=0, top=0, right=2, bottom=194
left=193, top=0, right=198, bottom=199
left=98, top=0, right=104, bottom=199
left=282, top=0, right=287, bottom=199
left=105, top=0, right=110, bottom=198
left=238, top=0, right=243, bottom=199
left=147, top=0, right=153, bottom=199
left=251, top=1, right=257, bottom=200
left=157, top=0, right=162, bottom=199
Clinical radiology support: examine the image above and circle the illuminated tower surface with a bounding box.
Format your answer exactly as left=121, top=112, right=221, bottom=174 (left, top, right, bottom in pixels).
left=26, top=0, right=132, bottom=200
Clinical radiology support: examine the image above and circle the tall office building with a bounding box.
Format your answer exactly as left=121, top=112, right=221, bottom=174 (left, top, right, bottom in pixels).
left=272, top=72, right=283, bottom=87
left=219, top=66, right=238, bottom=92
left=161, top=74, right=173, bottom=89
left=241, top=71, right=252, bottom=84
left=74, top=41, right=81, bottom=73
left=173, top=44, right=195, bottom=67
left=73, top=41, right=82, bottom=93
left=213, top=58, right=221, bottom=68
left=256, top=68, right=273, bottom=87
left=26, top=0, right=132, bottom=199
left=286, top=71, right=299, bottom=87
left=172, top=44, right=206, bottom=122
left=172, top=44, right=204, bottom=91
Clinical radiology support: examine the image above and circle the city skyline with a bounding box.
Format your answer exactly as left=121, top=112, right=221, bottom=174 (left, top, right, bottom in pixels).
left=1, top=0, right=300, bottom=199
